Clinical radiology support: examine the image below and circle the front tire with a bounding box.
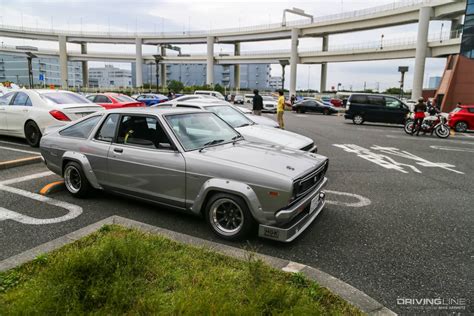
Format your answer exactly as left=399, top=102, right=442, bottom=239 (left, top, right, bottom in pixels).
left=24, top=121, right=42, bottom=147
left=404, top=119, right=414, bottom=134
left=204, top=193, right=256, bottom=241
left=352, top=114, right=364, bottom=125
left=63, top=162, right=92, bottom=198
left=435, top=124, right=450, bottom=138
left=455, top=121, right=468, bottom=133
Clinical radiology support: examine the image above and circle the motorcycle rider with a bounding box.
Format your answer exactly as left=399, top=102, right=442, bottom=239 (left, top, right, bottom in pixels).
left=411, top=97, right=427, bottom=136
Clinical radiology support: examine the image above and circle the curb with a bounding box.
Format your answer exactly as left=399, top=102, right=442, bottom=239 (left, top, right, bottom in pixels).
left=0, top=216, right=396, bottom=315
left=0, top=156, right=42, bottom=170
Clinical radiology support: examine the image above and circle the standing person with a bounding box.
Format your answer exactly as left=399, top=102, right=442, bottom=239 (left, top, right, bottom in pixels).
left=411, top=97, right=427, bottom=136
left=277, top=90, right=286, bottom=129
left=290, top=94, right=296, bottom=107
left=252, top=89, right=263, bottom=116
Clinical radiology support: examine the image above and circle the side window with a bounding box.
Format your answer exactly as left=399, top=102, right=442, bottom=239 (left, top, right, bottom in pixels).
left=116, top=115, right=173, bottom=150
left=385, top=97, right=402, bottom=108
left=86, top=95, right=96, bottom=102
left=350, top=95, right=368, bottom=104
left=95, top=114, right=119, bottom=142
left=59, top=116, right=102, bottom=139
left=25, top=97, right=32, bottom=106
left=367, top=96, right=385, bottom=106
left=95, top=95, right=112, bottom=103
left=0, top=92, right=16, bottom=105
left=11, top=92, right=29, bottom=106
left=468, top=108, right=474, bottom=113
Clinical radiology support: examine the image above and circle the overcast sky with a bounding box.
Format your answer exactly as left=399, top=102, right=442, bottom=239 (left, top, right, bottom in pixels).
left=0, top=0, right=455, bottom=91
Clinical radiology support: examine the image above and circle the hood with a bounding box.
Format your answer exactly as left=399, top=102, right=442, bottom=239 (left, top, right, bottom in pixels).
left=237, top=124, right=313, bottom=150
left=246, top=115, right=279, bottom=128
left=189, top=141, right=327, bottom=179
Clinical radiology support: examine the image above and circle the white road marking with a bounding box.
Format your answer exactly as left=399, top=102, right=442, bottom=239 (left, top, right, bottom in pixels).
left=385, top=134, right=474, bottom=145
left=430, top=145, right=474, bottom=153
left=0, top=171, right=82, bottom=225
left=0, top=145, right=40, bottom=155
left=325, top=190, right=372, bottom=208
left=461, top=133, right=474, bottom=138
left=0, top=140, right=30, bottom=148
left=334, top=144, right=464, bottom=174
left=295, top=114, right=309, bottom=118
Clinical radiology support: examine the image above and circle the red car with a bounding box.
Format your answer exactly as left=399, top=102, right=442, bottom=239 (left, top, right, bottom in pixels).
left=448, top=105, right=474, bottom=132
left=330, top=98, right=343, bottom=107
left=86, top=93, right=145, bottom=109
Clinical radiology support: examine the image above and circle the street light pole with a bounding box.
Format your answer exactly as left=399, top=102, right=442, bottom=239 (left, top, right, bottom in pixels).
left=26, top=52, right=37, bottom=89
left=153, top=55, right=163, bottom=94
left=279, top=59, right=289, bottom=91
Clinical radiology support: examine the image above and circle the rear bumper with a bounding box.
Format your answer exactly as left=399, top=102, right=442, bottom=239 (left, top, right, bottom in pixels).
left=258, top=177, right=327, bottom=242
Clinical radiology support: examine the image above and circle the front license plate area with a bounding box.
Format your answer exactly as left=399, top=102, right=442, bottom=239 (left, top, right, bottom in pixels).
left=309, top=195, right=319, bottom=214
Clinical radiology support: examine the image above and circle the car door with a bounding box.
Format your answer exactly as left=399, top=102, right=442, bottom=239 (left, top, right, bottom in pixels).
left=6, top=92, right=32, bottom=136
left=365, top=95, right=386, bottom=122
left=384, top=97, right=408, bottom=124
left=106, top=114, right=186, bottom=208
left=0, top=92, right=16, bottom=133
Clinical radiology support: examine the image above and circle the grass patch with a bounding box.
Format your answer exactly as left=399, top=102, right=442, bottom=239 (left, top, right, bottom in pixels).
left=0, top=225, right=362, bottom=315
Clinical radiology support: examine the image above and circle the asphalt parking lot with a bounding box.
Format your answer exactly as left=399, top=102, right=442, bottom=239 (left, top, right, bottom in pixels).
left=0, top=112, right=472, bottom=314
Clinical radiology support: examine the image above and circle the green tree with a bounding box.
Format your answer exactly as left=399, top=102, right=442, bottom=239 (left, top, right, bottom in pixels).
left=213, top=83, right=224, bottom=94
left=167, top=80, right=184, bottom=93
left=384, top=87, right=402, bottom=95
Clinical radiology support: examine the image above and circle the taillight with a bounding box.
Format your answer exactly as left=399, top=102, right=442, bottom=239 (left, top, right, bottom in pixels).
left=49, top=110, right=70, bottom=121
left=346, top=101, right=351, bottom=111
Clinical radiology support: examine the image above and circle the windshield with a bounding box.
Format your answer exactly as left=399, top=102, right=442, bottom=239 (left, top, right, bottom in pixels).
left=114, top=95, right=136, bottom=103
left=206, top=105, right=253, bottom=128
left=262, top=96, right=274, bottom=101
left=165, top=112, right=240, bottom=151
left=41, top=92, right=92, bottom=105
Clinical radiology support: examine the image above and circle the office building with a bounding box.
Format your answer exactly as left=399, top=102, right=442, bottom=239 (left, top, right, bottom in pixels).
left=428, top=76, right=441, bottom=89
left=89, top=64, right=132, bottom=88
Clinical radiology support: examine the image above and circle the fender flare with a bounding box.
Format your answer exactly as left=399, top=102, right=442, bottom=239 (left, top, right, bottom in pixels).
left=191, top=178, right=265, bottom=223
left=62, top=151, right=102, bottom=190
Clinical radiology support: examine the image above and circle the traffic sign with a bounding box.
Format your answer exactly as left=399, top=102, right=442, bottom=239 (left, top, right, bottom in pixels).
left=39, top=74, right=44, bottom=81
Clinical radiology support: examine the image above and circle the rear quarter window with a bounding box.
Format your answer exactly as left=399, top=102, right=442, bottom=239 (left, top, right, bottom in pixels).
left=468, top=108, right=474, bottom=113
left=59, top=116, right=102, bottom=139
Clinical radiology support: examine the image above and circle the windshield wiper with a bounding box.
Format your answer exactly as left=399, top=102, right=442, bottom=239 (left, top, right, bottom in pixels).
left=199, top=139, right=225, bottom=152
left=237, top=123, right=251, bottom=128
left=232, top=135, right=243, bottom=145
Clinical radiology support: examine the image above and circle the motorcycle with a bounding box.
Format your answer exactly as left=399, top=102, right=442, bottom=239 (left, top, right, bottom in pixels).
left=404, top=112, right=450, bottom=138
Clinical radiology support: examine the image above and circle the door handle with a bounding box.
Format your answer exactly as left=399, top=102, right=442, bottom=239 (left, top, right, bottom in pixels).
left=113, top=148, right=123, bottom=153
left=22, top=109, right=29, bottom=112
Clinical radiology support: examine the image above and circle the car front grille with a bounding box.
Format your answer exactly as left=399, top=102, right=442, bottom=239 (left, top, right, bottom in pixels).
left=293, top=161, right=328, bottom=199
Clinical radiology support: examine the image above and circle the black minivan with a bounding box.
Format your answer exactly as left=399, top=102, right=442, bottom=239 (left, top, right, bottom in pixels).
left=344, top=94, right=409, bottom=125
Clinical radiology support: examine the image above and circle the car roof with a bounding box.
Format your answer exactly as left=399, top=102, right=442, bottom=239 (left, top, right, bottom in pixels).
left=459, top=105, right=474, bottom=108
left=177, top=99, right=230, bottom=107
left=101, top=106, right=205, bottom=116
left=33, top=89, right=76, bottom=94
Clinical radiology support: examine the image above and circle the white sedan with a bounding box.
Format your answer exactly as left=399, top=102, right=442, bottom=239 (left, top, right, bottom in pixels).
left=0, top=90, right=103, bottom=147
left=169, top=99, right=317, bottom=152
left=160, top=95, right=279, bottom=128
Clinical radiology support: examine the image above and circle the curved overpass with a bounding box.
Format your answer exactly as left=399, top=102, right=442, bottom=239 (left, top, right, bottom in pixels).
left=0, top=0, right=466, bottom=98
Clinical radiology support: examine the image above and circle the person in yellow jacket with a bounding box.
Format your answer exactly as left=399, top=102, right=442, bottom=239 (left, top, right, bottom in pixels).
left=276, top=89, right=286, bottom=129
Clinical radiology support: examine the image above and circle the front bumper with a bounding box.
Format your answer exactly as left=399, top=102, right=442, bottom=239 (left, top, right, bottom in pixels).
left=258, top=177, right=328, bottom=242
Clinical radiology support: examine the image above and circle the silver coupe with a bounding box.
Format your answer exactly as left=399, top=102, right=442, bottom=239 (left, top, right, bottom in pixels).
left=40, top=107, right=328, bottom=242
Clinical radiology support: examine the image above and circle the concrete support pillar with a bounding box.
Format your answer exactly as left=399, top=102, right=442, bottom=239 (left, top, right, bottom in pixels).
left=206, top=36, right=215, bottom=86
left=135, top=38, right=143, bottom=88
left=234, top=42, right=240, bottom=91
left=411, top=6, right=432, bottom=100
left=289, top=28, right=300, bottom=97
left=320, top=35, right=328, bottom=93
left=80, top=43, right=88, bottom=88
left=58, top=35, right=68, bottom=88
left=160, top=45, right=167, bottom=88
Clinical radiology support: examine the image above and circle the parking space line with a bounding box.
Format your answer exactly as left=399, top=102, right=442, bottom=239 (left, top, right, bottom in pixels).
left=430, top=145, right=474, bottom=153
left=0, top=171, right=82, bottom=225
left=0, top=145, right=40, bottom=155
left=0, top=140, right=30, bottom=148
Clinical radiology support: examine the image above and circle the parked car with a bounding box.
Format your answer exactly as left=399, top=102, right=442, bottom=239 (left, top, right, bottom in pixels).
left=244, top=94, right=254, bottom=104
left=194, top=90, right=225, bottom=100
left=134, top=93, right=168, bottom=106
left=234, top=95, right=244, bottom=104
left=344, top=94, right=410, bottom=125
left=0, top=90, right=103, bottom=146
left=40, top=107, right=329, bottom=242
left=330, top=98, right=343, bottom=107
left=86, top=93, right=145, bottom=109
left=262, top=96, right=278, bottom=113
left=448, top=105, right=474, bottom=132
left=294, top=99, right=338, bottom=115
left=320, top=96, right=332, bottom=106
left=170, top=99, right=317, bottom=152
left=160, top=95, right=279, bottom=128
